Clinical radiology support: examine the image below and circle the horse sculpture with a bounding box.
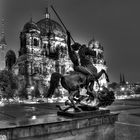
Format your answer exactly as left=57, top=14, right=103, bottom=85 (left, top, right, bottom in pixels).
left=45, top=69, right=110, bottom=112
left=46, top=30, right=112, bottom=112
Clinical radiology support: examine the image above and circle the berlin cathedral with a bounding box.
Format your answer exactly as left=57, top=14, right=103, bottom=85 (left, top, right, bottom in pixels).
left=0, top=8, right=108, bottom=97
left=15, top=9, right=73, bottom=90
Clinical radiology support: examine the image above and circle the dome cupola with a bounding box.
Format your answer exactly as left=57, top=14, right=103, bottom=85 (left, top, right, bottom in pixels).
left=23, top=18, right=40, bottom=33
left=36, top=7, right=66, bottom=39
left=36, top=18, right=66, bottom=39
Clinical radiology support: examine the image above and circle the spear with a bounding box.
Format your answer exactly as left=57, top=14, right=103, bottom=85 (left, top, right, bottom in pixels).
left=51, top=5, right=75, bottom=43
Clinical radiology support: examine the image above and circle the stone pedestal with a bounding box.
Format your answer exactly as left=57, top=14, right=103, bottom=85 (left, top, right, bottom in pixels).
left=0, top=110, right=118, bottom=140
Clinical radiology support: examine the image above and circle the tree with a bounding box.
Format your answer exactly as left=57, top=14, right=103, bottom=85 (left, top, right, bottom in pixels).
left=31, top=81, right=41, bottom=98
left=18, top=78, right=28, bottom=99
left=5, top=50, right=17, bottom=71
left=0, top=70, right=18, bottom=99
left=134, top=86, right=140, bottom=94
left=108, top=82, right=119, bottom=90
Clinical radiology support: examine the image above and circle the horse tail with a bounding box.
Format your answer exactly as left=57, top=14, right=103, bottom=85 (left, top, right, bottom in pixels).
left=45, top=72, right=62, bottom=98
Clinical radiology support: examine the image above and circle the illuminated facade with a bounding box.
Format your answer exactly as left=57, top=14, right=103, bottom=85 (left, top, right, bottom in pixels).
left=16, top=9, right=73, bottom=94
left=88, top=38, right=108, bottom=89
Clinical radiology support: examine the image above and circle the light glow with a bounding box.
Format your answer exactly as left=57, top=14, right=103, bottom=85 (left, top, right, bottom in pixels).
left=121, top=87, right=125, bottom=91
left=31, top=115, right=37, bottom=120
left=30, top=86, right=34, bottom=90
left=99, top=87, right=103, bottom=91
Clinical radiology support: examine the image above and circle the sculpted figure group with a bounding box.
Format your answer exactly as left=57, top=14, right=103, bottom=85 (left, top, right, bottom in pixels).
left=46, top=31, right=114, bottom=112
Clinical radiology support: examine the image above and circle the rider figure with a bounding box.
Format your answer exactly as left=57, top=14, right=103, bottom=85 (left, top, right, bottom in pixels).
left=67, top=31, right=97, bottom=91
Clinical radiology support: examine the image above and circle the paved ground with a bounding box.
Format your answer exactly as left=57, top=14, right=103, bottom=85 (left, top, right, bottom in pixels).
left=0, top=103, right=63, bottom=129
left=0, top=99, right=140, bottom=129
left=107, top=99, right=140, bottom=125
left=0, top=103, right=60, bottom=120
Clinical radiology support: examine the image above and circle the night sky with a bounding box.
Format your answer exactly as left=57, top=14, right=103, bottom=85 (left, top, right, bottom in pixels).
left=1, top=0, right=140, bottom=83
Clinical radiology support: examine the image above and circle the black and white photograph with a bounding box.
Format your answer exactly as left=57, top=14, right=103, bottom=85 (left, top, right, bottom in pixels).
left=0, top=0, right=140, bottom=139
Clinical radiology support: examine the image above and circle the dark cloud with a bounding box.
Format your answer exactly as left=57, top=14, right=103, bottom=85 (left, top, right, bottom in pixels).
left=2, top=0, right=140, bottom=82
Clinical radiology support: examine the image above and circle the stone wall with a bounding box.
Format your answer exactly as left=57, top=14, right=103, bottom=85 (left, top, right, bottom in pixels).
left=0, top=110, right=118, bottom=140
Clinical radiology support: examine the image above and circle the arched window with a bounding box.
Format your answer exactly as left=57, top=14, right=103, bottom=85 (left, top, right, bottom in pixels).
left=34, top=66, right=39, bottom=73
left=55, top=61, right=59, bottom=73
left=34, top=38, right=39, bottom=46
left=61, top=65, right=65, bottom=74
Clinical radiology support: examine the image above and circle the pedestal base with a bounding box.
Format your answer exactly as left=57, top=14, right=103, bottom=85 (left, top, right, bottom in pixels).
left=0, top=110, right=118, bottom=140
left=57, top=109, right=110, bottom=118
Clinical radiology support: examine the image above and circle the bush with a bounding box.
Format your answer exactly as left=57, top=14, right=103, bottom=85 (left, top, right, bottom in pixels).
left=18, top=87, right=28, bottom=99
left=134, top=87, right=140, bottom=94
left=31, top=86, right=41, bottom=98
left=0, top=70, right=18, bottom=99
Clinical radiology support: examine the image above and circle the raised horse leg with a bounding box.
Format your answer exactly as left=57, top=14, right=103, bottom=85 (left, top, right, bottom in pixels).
left=87, top=76, right=100, bottom=91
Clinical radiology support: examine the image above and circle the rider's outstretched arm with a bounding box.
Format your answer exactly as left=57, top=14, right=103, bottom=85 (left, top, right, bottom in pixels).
left=67, top=31, right=79, bottom=66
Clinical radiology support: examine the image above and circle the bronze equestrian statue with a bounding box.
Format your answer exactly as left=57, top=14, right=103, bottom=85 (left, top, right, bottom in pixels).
left=45, top=31, right=110, bottom=112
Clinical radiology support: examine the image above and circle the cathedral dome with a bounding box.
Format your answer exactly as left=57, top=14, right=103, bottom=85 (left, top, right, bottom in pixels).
left=23, top=20, right=40, bottom=33
left=36, top=18, right=66, bottom=39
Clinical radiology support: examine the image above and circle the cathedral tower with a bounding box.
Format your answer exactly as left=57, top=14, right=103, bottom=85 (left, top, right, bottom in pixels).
left=88, top=37, right=108, bottom=89
left=0, top=16, right=7, bottom=70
